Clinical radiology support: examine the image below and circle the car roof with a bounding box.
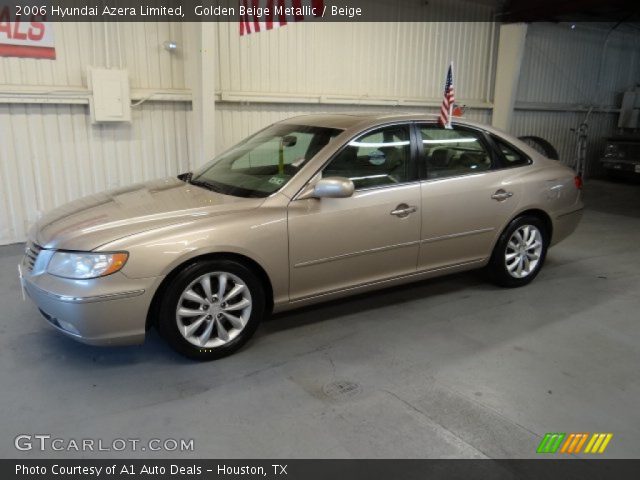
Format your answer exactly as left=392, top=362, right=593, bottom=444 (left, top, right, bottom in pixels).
left=279, top=112, right=492, bottom=133
left=277, top=113, right=545, bottom=163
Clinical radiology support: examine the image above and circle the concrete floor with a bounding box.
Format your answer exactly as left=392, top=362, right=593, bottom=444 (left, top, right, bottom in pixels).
left=0, top=179, right=639, bottom=459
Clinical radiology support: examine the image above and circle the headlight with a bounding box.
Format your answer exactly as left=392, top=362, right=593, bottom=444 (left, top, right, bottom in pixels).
left=604, top=144, right=619, bottom=158
left=47, top=252, right=128, bottom=279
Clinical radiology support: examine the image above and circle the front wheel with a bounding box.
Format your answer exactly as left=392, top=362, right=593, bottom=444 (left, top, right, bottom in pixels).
left=158, top=259, right=265, bottom=360
left=488, top=216, right=548, bottom=288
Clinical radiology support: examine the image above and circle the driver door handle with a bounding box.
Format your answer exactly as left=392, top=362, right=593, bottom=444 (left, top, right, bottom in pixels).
left=390, top=204, right=417, bottom=218
left=491, top=189, right=514, bottom=201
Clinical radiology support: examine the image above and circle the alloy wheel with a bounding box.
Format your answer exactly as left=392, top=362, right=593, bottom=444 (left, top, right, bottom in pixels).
left=175, top=272, right=252, bottom=348
left=505, top=225, right=543, bottom=279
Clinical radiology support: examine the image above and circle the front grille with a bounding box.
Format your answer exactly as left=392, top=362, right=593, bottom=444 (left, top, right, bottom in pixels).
left=24, top=242, right=42, bottom=272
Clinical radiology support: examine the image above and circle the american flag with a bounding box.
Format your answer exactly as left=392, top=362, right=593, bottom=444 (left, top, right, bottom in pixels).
left=240, top=0, right=324, bottom=36
left=438, top=63, right=455, bottom=128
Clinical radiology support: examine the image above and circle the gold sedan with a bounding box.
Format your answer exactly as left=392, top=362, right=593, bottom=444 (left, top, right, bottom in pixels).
left=20, top=114, right=583, bottom=360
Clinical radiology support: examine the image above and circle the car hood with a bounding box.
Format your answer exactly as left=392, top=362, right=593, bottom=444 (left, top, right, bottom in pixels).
left=33, top=178, right=265, bottom=251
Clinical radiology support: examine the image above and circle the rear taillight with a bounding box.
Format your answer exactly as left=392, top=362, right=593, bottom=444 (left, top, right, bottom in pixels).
left=574, top=175, right=583, bottom=190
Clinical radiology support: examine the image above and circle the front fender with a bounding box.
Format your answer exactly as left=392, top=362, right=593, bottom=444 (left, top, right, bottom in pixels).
left=97, top=203, right=290, bottom=307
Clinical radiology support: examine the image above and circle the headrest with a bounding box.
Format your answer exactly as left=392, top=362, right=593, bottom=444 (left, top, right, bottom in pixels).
left=430, top=148, right=450, bottom=168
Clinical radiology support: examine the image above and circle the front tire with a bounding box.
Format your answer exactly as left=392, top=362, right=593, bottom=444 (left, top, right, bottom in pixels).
left=158, top=259, right=265, bottom=360
left=488, top=216, right=548, bottom=288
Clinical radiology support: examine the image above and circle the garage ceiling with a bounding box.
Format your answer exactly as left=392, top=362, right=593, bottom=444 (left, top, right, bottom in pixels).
left=499, top=0, right=640, bottom=23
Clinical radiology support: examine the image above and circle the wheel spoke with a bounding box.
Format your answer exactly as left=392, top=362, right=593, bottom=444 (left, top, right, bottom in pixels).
left=198, top=319, right=215, bottom=346
left=516, top=257, right=524, bottom=276
left=183, top=315, right=207, bottom=337
left=523, top=256, right=531, bottom=272
left=200, top=275, right=213, bottom=302
left=183, top=289, right=206, bottom=305
left=178, top=307, right=203, bottom=318
left=217, top=273, right=228, bottom=300
left=224, top=298, right=251, bottom=312
left=223, top=284, right=245, bottom=303
left=514, top=231, right=524, bottom=246
left=506, top=252, right=519, bottom=261
left=215, top=318, right=230, bottom=342
left=223, top=312, right=244, bottom=329
left=507, top=257, right=519, bottom=271
left=527, top=251, right=539, bottom=260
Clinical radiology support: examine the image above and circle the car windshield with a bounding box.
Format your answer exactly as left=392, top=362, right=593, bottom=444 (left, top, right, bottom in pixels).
left=190, top=124, right=343, bottom=198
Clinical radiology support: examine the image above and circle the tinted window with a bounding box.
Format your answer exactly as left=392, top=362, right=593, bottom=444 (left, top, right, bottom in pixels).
left=323, top=125, right=412, bottom=189
left=419, top=126, right=492, bottom=179
left=492, top=136, right=530, bottom=167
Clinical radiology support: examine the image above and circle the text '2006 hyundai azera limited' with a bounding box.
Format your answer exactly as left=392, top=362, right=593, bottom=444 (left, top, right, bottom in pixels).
left=19, top=114, right=583, bottom=360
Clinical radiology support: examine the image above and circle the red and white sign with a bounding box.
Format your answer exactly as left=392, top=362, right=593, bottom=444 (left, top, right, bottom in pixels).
left=0, top=6, right=55, bottom=59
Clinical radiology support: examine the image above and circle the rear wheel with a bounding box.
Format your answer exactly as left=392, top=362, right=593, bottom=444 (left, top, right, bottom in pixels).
left=158, top=259, right=265, bottom=360
left=488, top=216, right=548, bottom=288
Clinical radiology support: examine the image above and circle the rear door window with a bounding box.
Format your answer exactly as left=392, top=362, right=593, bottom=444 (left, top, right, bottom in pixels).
left=418, top=126, right=493, bottom=179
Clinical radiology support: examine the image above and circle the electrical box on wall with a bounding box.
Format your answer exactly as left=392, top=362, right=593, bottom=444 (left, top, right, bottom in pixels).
left=87, top=68, right=131, bottom=123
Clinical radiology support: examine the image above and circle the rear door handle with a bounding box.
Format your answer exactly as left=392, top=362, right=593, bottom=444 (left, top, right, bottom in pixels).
left=390, top=204, right=417, bottom=218
left=491, top=189, right=514, bottom=201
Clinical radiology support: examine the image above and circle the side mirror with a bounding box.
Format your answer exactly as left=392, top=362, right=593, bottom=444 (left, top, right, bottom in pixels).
left=298, top=177, right=355, bottom=200
left=177, top=172, right=193, bottom=182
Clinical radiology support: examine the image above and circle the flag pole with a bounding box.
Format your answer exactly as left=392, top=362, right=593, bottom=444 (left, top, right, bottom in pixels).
left=448, top=61, right=454, bottom=129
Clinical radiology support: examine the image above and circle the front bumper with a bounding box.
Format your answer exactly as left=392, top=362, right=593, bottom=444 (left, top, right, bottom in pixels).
left=20, top=253, right=163, bottom=346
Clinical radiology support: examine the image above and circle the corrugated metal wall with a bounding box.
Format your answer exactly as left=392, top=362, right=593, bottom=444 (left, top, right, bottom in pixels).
left=512, top=23, right=640, bottom=174
left=213, top=15, right=498, bottom=153
left=0, top=102, right=192, bottom=245
left=517, top=23, right=639, bottom=107
left=0, top=22, right=192, bottom=245
left=0, top=22, right=186, bottom=88
left=511, top=110, right=618, bottom=171
left=215, top=20, right=496, bottom=102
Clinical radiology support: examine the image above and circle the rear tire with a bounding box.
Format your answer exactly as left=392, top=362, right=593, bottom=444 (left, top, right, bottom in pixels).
left=488, top=216, right=549, bottom=288
left=158, top=259, right=265, bottom=361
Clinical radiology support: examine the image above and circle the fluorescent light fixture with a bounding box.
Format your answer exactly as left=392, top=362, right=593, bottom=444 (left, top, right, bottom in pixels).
left=349, top=174, right=389, bottom=181
left=349, top=140, right=410, bottom=148
left=423, top=138, right=478, bottom=144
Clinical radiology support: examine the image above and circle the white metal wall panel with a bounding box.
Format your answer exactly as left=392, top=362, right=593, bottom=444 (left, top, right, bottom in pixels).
left=0, top=22, right=186, bottom=89
left=513, top=23, right=639, bottom=175
left=0, top=22, right=92, bottom=87
left=517, top=23, right=640, bottom=107
left=0, top=102, right=192, bottom=245
left=215, top=18, right=497, bottom=103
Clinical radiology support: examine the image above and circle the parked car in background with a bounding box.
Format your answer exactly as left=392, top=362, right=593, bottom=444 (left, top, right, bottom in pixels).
left=601, top=135, right=640, bottom=178
left=19, top=114, right=584, bottom=360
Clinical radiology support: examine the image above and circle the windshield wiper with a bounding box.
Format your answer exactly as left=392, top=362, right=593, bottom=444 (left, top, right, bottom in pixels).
left=188, top=178, right=224, bottom=194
